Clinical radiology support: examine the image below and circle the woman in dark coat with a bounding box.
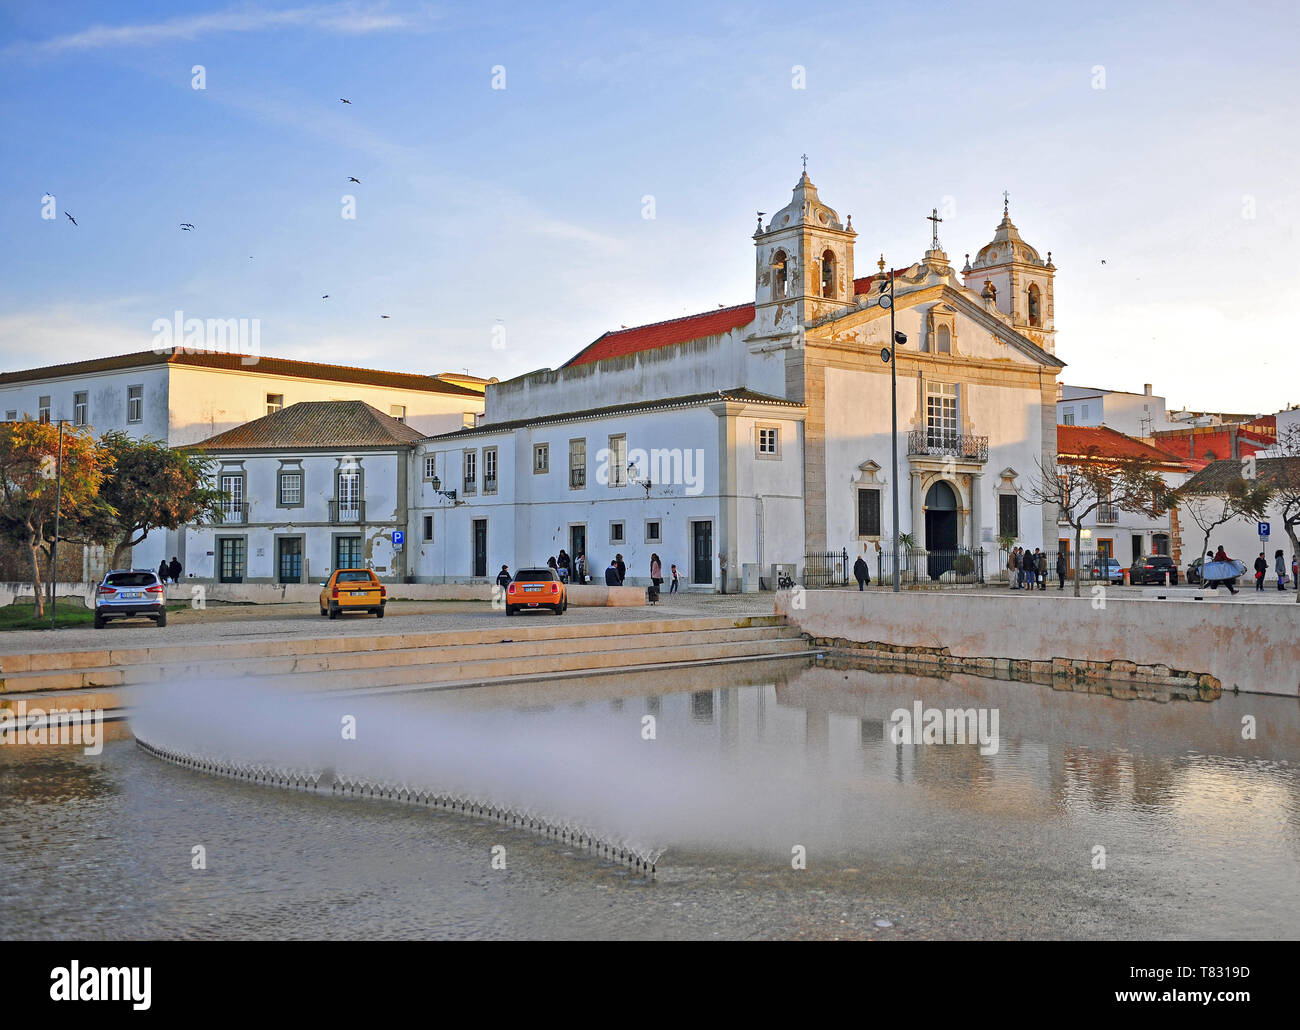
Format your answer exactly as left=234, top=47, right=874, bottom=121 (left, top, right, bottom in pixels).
left=1277, top=549, right=1288, bottom=591
left=157, top=560, right=170, bottom=585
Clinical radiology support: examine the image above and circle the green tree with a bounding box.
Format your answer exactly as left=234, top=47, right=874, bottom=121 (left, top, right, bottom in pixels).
left=0, top=420, right=107, bottom=617
left=88, top=432, right=224, bottom=569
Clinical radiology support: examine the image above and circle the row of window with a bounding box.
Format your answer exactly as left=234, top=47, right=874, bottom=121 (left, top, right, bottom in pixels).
left=8, top=387, right=145, bottom=426
left=416, top=514, right=664, bottom=546
left=212, top=535, right=363, bottom=584
left=216, top=467, right=359, bottom=514
left=852, top=488, right=1021, bottom=538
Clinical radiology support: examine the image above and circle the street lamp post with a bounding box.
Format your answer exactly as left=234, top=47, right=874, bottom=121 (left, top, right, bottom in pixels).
left=877, top=257, right=906, bottom=592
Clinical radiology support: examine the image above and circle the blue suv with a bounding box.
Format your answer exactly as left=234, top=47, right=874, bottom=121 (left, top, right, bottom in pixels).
left=94, top=569, right=167, bottom=628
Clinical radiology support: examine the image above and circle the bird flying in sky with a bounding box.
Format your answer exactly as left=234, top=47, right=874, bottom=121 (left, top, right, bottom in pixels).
left=65, top=212, right=77, bottom=226
left=340, top=98, right=351, bottom=104
left=348, top=177, right=361, bottom=184
left=180, top=223, right=195, bottom=230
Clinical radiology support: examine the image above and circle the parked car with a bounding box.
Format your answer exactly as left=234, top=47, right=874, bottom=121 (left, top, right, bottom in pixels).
left=94, top=569, right=167, bottom=628
left=1088, top=557, right=1123, bottom=583
left=1186, top=556, right=1207, bottom=585
left=319, top=569, right=386, bottom=619
left=506, top=567, right=567, bottom=616
left=1130, top=555, right=1180, bottom=585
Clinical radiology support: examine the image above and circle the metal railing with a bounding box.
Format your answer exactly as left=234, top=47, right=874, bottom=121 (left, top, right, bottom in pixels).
left=907, top=430, right=989, bottom=462
left=803, top=549, right=850, bottom=587
left=218, top=502, right=248, bottom=524
left=877, top=548, right=985, bottom=586
left=329, top=499, right=365, bottom=524
left=1096, top=505, right=1119, bottom=524
left=570, top=467, right=586, bottom=488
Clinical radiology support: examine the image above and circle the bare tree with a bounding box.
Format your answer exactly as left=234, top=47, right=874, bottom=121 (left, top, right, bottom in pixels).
left=1024, top=450, right=1175, bottom=597
left=1261, top=424, right=1300, bottom=602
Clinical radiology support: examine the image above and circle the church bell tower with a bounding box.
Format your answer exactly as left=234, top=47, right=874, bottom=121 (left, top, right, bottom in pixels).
left=961, top=194, right=1056, bottom=354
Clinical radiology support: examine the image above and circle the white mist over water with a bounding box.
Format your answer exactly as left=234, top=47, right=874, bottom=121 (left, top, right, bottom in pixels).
left=131, top=677, right=910, bottom=858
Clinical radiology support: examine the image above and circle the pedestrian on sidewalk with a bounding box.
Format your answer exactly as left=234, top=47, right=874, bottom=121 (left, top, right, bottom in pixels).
left=1255, top=552, right=1269, bottom=592
left=669, top=564, right=680, bottom=593
left=496, top=564, right=511, bottom=588
left=1213, top=545, right=1239, bottom=595
left=1277, top=549, right=1288, bottom=591
left=169, top=557, right=182, bottom=584
left=615, top=553, right=626, bottom=585
left=157, top=560, right=170, bottom=585
left=1056, top=550, right=1067, bottom=590
left=557, top=548, right=571, bottom=583
left=650, top=553, right=663, bottom=591
left=1035, top=548, right=1047, bottom=590
left=1008, top=547, right=1019, bottom=590
left=605, top=560, right=621, bottom=586
left=853, top=553, right=870, bottom=590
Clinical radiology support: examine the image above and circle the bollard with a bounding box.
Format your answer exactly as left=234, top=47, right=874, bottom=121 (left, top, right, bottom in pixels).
left=1122, top=568, right=1130, bottom=586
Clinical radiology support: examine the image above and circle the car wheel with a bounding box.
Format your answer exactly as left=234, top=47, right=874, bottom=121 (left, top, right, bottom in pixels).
left=329, top=605, right=338, bottom=620
left=506, top=605, right=516, bottom=616
left=320, top=606, right=328, bottom=616
left=156, top=610, right=167, bottom=627
left=93, top=613, right=105, bottom=629
left=375, top=607, right=385, bottom=618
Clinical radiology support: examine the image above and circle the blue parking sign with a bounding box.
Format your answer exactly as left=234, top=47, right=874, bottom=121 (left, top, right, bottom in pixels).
left=392, top=530, right=405, bottom=546
left=1259, top=522, right=1270, bottom=537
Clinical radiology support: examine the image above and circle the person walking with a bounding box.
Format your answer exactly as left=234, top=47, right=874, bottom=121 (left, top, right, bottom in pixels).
left=1008, top=547, right=1019, bottom=590
left=650, top=553, right=663, bottom=590
left=496, top=564, right=511, bottom=589
left=615, top=553, right=626, bottom=585
left=1033, top=548, right=1044, bottom=590
left=1254, top=552, right=1269, bottom=592
left=1056, top=549, right=1067, bottom=590
left=1213, top=545, right=1239, bottom=595
left=1276, top=549, right=1288, bottom=591
left=168, top=556, right=182, bottom=584
left=574, top=551, right=587, bottom=585
left=669, top=563, right=680, bottom=593
left=157, top=560, right=170, bottom=585
left=853, top=553, right=870, bottom=591
left=604, top=559, right=621, bottom=586
left=1016, top=547, right=1026, bottom=590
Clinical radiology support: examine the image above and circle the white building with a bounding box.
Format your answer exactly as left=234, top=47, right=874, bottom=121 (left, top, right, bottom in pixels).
left=1057, top=383, right=1179, bottom=437
left=1178, top=458, right=1300, bottom=577
left=184, top=401, right=424, bottom=584
left=410, top=390, right=806, bottom=587
left=0, top=350, right=485, bottom=572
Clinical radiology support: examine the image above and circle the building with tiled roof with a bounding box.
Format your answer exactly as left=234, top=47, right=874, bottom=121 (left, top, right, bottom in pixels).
left=195, top=400, right=426, bottom=451
left=1177, top=457, right=1300, bottom=578
left=0, top=347, right=489, bottom=573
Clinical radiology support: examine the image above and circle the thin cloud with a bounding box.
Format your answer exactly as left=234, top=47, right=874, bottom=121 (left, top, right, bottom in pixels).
left=8, top=3, right=421, bottom=58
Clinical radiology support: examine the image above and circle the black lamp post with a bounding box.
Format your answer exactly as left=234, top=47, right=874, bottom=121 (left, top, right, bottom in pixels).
left=877, top=257, right=907, bottom=593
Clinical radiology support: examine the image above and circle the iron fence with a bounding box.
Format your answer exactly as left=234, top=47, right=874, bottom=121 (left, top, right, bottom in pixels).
left=993, top=548, right=1125, bottom=583
left=876, top=547, right=985, bottom=586
left=802, top=549, right=850, bottom=587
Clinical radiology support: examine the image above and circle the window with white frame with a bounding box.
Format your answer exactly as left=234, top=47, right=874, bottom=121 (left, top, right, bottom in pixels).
left=220, top=473, right=245, bottom=521
left=610, top=521, right=625, bottom=544
left=278, top=468, right=303, bottom=507
left=389, top=404, right=406, bottom=423
left=38, top=396, right=51, bottom=423
left=569, top=439, right=586, bottom=489
left=73, top=392, right=88, bottom=426
left=127, top=384, right=143, bottom=423
left=266, top=393, right=283, bottom=415
left=423, top=455, right=437, bottom=480
left=645, top=520, right=661, bottom=543
left=4, top=411, right=16, bottom=422
left=757, top=425, right=780, bottom=457
left=534, top=443, right=549, bottom=474
left=463, top=450, right=477, bottom=494
left=483, top=447, right=497, bottom=494
left=925, top=381, right=958, bottom=447
left=337, top=469, right=361, bottom=515
left=608, top=435, right=627, bottom=487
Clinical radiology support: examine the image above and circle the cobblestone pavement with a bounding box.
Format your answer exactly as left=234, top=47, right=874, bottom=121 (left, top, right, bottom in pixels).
left=0, top=592, right=778, bottom=655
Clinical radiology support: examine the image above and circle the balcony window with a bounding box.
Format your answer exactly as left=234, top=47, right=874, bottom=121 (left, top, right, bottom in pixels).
left=462, top=450, right=477, bottom=495
left=569, top=438, right=586, bottom=489
left=483, top=447, right=497, bottom=494
left=220, top=474, right=245, bottom=523
left=925, top=381, right=958, bottom=448
left=337, top=470, right=362, bottom=522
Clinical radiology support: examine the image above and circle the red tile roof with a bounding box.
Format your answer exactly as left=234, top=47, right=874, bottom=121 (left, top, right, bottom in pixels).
left=194, top=401, right=426, bottom=450
left=1057, top=424, right=1187, bottom=467
left=562, top=266, right=909, bottom=367
left=565, top=303, right=755, bottom=367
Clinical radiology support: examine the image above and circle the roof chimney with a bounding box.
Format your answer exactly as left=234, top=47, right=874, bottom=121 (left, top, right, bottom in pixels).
left=1144, top=383, right=1153, bottom=396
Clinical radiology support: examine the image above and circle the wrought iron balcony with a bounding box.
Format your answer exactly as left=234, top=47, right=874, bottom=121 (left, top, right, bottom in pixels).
left=329, top=499, right=365, bottom=524
left=907, top=430, right=989, bottom=463
left=1096, top=504, right=1119, bottom=524
left=218, top=502, right=248, bottom=524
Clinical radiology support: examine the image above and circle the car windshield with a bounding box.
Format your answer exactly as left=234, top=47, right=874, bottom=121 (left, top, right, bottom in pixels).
left=514, top=569, right=555, bottom=582
left=336, top=571, right=375, bottom=583
left=105, top=572, right=155, bottom=588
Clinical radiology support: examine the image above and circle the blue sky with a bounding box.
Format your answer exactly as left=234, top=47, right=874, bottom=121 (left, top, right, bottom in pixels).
left=2, top=0, right=1297, bottom=413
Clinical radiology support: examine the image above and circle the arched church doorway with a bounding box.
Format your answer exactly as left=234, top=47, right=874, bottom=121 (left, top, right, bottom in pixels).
left=924, top=481, right=959, bottom=578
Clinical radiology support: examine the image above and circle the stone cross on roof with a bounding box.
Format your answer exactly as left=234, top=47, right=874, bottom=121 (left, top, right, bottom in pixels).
left=927, top=208, right=943, bottom=250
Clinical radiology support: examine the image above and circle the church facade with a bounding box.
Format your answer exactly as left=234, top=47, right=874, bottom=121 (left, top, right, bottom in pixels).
left=408, top=171, right=1066, bottom=588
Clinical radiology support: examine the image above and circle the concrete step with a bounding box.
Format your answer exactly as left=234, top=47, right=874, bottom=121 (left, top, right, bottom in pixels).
left=0, top=614, right=786, bottom=676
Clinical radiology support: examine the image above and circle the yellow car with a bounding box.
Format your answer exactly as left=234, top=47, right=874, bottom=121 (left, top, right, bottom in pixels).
left=320, top=568, right=387, bottom=619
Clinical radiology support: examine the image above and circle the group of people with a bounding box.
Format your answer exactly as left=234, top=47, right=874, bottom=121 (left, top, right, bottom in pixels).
left=498, top=550, right=680, bottom=594
left=155, top=557, right=183, bottom=585
left=1007, top=546, right=1065, bottom=590
left=1250, top=548, right=1294, bottom=593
